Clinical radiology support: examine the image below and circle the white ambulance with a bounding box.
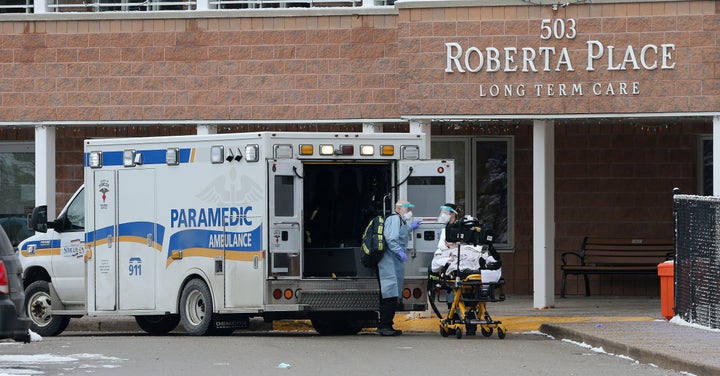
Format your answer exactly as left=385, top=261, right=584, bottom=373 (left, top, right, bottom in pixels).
left=19, top=131, right=454, bottom=336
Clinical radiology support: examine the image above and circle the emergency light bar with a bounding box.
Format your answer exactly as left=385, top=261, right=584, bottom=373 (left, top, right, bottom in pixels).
left=380, top=145, right=394, bottom=156
left=401, top=145, right=419, bottom=160
left=335, top=145, right=353, bottom=155
left=299, top=144, right=313, bottom=155
left=166, top=148, right=179, bottom=165
left=210, top=146, right=224, bottom=164
left=245, top=145, right=259, bottom=162
left=360, top=145, right=374, bottom=156
left=274, top=145, right=293, bottom=159
left=123, top=149, right=143, bottom=167
left=89, top=151, right=102, bottom=168
left=319, top=144, right=334, bottom=155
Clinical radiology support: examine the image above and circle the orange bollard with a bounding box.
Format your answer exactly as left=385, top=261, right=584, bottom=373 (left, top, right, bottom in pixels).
left=657, top=261, right=675, bottom=320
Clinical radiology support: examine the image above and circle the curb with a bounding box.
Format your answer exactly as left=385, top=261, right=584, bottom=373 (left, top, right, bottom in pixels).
left=65, top=314, right=656, bottom=335
left=540, top=322, right=720, bottom=376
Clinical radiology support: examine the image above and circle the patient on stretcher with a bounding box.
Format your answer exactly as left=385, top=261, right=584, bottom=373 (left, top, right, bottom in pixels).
left=430, top=244, right=502, bottom=283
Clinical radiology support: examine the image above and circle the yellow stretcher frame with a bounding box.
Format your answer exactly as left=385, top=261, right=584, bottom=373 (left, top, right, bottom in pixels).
left=434, top=274, right=506, bottom=339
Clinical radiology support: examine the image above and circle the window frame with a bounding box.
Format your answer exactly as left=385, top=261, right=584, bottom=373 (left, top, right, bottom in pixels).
left=432, top=135, right=515, bottom=252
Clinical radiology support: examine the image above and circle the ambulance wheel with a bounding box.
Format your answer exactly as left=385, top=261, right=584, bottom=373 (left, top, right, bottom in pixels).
left=497, top=327, right=506, bottom=339
left=25, top=280, right=70, bottom=336
left=311, top=318, right=362, bottom=335
left=180, top=279, right=214, bottom=336
left=135, top=315, right=180, bottom=335
left=481, top=326, right=493, bottom=337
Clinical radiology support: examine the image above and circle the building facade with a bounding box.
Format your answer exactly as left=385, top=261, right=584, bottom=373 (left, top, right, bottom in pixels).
left=1, top=0, right=718, bottom=305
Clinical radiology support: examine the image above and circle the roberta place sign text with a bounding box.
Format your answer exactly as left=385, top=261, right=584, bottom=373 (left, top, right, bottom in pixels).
left=445, top=18, right=676, bottom=98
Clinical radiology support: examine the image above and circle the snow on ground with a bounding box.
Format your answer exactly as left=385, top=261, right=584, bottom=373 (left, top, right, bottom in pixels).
left=669, top=316, right=720, bottom=333
left=0, top=353, right=124, bottom=376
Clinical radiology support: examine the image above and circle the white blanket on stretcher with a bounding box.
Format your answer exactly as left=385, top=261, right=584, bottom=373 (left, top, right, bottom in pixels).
left=431, top=245, right=502, bottom=283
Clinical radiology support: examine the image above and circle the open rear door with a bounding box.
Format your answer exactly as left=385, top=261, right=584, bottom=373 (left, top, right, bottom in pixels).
left=267, top=160, right=303, bottom=278
left=397, top=159, right=454, bottom=278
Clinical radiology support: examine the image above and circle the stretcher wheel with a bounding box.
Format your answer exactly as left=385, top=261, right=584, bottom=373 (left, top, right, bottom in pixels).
left=455, top=329, right=462, bottom=339
left=497, top=327, right=506, bottom=339
left=440, top=326, right=449, bottom=337
left=481, top=326, right=493, bottom=337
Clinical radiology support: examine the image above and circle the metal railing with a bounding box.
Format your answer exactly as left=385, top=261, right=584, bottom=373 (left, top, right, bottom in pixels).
left=0, top=0, right=373, bottom=13
left=0, top=0, right=34, bottom=13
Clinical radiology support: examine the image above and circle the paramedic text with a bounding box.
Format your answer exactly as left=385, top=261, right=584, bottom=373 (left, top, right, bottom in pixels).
left=170, top=206, right=253, bottom=228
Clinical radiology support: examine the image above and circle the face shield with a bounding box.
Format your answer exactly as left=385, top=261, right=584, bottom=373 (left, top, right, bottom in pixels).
left=399, top=202, right=414, bottom=222
left=437, top=205, right=458, bottom=224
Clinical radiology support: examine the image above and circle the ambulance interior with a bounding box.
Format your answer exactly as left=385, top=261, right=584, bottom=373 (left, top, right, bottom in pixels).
left=302, top=163, right=392, bottom=278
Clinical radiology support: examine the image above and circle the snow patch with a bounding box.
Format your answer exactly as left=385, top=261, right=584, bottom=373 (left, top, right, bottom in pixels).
left=669, top=316, right=720, bottom=333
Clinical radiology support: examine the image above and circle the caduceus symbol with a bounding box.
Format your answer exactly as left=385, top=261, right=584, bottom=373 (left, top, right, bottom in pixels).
left=195, top=169, right=263, bottom=208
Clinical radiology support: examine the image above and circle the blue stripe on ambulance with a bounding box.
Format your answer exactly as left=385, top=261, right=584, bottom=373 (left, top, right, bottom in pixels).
left=83, top=148, right=193, bottom=167
left=86, top=222, right=166, bottom=249
left=166, top=226, right=262, bottom=260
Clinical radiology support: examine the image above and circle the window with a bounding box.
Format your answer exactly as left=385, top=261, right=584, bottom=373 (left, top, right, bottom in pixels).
left=65, top=188, right=85, bottom=230
left=700, top=135, right=712, bottom=195
left=274, top=176, right=294, bottom=217
left=407, top=176, right=447, bottom=218
left=0, top=142, right=35, bottom=247
left=432, top=136, right=513, bottom=250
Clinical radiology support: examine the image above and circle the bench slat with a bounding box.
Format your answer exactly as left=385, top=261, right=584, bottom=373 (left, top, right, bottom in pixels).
left=560, top=236, right=674, bottom=297
left=584, top=237, right=673, bottom=245
left=584, top=244, right=673, bottom=252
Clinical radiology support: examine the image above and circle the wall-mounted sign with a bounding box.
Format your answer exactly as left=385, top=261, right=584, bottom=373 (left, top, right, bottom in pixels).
left=444, top=18, right=676, bottom=98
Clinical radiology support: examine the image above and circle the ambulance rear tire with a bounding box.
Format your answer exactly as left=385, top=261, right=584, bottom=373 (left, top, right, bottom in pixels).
left=180, top=279, right=214, bottom=336
left=24, top=280, right=71, bottom=337
left=311, top=318, right=362, bottom=335
left=135, top=315, right=180, bottom=335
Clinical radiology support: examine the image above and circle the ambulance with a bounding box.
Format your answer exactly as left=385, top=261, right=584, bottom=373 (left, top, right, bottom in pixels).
left=19, top=131, right=454, bottom=336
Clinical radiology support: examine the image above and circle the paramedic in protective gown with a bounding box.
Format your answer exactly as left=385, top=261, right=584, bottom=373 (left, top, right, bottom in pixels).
left=377, top=200, right=418, bottom=336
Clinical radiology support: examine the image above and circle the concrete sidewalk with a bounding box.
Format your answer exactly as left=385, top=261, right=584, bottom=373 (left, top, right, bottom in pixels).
left=61, top=295, right=718, bottom=375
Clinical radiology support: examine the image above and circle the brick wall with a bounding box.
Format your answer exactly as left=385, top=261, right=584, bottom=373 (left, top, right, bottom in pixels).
left=0, top=14, right=399, bottom=122
left=397, top=1, right=720, bottom=116
left=554, top=118, right=711, bottom=295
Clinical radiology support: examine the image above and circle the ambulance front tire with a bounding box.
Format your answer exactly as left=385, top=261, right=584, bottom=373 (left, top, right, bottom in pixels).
left=135, top=315, right=180, bottom=335
left=179, top=279, right=215, bottom=336
left=24, top=280, right=71, bottom=337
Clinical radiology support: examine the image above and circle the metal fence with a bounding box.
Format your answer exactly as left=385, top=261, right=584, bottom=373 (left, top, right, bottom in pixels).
left=673, top=194, right=720, bottom=330
left=0, top=0, right=376, bottom=12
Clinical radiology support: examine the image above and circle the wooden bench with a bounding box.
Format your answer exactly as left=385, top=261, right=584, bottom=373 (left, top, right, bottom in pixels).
left=560, top=237, right=674, bottom=298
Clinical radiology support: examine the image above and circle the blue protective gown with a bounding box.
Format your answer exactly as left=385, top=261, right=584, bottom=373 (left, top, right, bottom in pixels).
left=378, top=214, right=410, bottom=298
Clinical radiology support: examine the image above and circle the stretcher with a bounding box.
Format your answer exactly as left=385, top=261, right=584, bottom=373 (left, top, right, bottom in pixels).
left=428, top=270, right=506, bottom=339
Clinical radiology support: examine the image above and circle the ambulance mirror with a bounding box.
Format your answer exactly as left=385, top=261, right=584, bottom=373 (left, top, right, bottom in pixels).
left=29, top=205, right=48, bottom=233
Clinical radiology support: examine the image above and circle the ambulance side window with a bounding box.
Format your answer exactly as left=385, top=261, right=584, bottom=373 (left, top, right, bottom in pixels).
left=64, top=189, right=85, bottom=231
left=274, top=176, right=294, bottom=217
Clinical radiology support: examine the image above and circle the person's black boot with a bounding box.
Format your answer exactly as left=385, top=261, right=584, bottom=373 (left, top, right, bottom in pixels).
left=378, top=297, right=402, bottom=336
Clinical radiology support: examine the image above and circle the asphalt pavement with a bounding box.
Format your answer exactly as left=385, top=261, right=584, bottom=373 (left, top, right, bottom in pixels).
left=55, top=295, right=719, bottom=376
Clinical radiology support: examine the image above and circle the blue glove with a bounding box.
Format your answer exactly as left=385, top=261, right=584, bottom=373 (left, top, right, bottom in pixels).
left=411, top=220, right=421, bottom=230
left=397, top=250, right=408, bottom=263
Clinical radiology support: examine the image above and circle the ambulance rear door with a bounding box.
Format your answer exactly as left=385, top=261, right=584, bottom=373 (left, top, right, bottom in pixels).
left=397, top=159, right=454, bottom=278
left=267, top=160, right=303, bottom=278
left=117, top=169, right=156, bottom=310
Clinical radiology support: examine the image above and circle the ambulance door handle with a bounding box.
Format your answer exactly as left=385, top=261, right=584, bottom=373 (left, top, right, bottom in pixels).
left=273, top=222, right=299, bottom=226
left=107, top=235, right=113, bottom=248
left=147, top=233, right=153, bottom=247
left=253, top=255, right=259, bottom=269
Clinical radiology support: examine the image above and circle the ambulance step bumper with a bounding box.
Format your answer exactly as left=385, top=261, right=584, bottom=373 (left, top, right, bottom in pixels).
left=298, top=290, right=379, bottom=311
